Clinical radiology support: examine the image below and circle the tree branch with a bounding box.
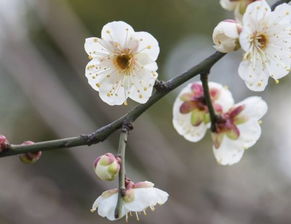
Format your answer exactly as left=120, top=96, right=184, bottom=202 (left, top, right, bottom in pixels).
left=200, top=72, right=218, bottom=132
left=0, top=51, right=224, bottom=157
left=114, top=124, right=129, bottom=219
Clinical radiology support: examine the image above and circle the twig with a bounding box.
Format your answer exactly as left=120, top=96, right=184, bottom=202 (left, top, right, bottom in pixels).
left=114, top=124, right=129, bottom=219
left=0, top=51, right=224, bottom=157
left=200, top=72, right=218, bottom=132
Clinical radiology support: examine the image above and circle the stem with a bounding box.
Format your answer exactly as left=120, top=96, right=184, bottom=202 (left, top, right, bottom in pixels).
left=114, top=125, right=128, bottom=219
left=271, top=0, right=290, bottom=10
left=200, top=73, right=217, bottom=132
left=0, top=51, right=225, bottom=157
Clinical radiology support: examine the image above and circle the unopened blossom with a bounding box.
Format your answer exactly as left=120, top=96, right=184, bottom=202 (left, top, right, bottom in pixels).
left=0, top=135, right=9, bottom=152
left=94, top=153, right=120, bottom=181
left=173, top=82, right=234, bottom=142
left=85, top=21, right=159, bottom=105
left=212, top=96, right=267, bottom=165
left=19, top=141, right=42, bottom=164
left=238, top=1, right=291, bottom=91
left=220, top=0, right=258, bottom=21
left=213, top=20, right=242, bottom=53
left=91, top=180, right=168, bottom=221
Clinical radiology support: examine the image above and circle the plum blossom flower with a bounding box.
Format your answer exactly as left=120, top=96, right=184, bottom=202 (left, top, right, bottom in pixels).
left=91, top=180, right=168, bottom=221
left=213, top=20, right=242, bottom=53
left=220, top=0, right=258, bottom=21
left=84, top=21, right=159, bottom=105
left=172, top=82, right=234, bottom=142
left=212, top=96, right=267, bottom=165
left=238, top=1, right=291, bottom=91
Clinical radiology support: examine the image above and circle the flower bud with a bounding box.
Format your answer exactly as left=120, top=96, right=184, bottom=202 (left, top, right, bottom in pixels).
left=19, top=141, right=42, bottom=164
left=0, top=135, right=9, bottom=152
left=93, top=153, right=120, bottom=181
left=212, top=20, right=241, bottom=53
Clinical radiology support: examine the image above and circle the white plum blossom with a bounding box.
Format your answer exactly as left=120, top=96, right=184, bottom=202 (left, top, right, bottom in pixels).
left=213, top=20, right=242, bottom=53
left=91, top=180, right=168, bottom=221
left=172, top=82, right=268, bottom=165
left=173, top=82, right=234, bottom=142
left=220, top=0, right=258, bottom=21
left=211, top=96, right=267, bottom=165
left=84, top=21, right=159, bottom=105
left=238, top=1, right=291, bottom=91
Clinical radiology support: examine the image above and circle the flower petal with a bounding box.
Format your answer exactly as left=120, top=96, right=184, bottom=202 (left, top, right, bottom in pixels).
left=133, top=31, right=160, bottom=61
left=237, top=119, right=262, bottom=149
left=208, top=82, right=234, bottom=112
left=242, top=0, right=271, bottom=27
left=101, top=21, right=135, bottom=48
left=128, top=66, right=156, bottom=104
left=93, top=193, right=126, bottom=221
left=238, top=59, right=269, bottom=91
left=84, top=37, right=110, bottom=58
left=212, top=136, right=245, bottom=166
left=125, top=188, right=168, bottom=212
left=236, top=96, right=268, bottom=120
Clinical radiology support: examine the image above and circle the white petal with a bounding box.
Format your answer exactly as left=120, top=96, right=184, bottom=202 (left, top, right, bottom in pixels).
left=125, top=188, right=169, bottom=212
left=271, top=3, right=291, bottom=24
left=238, top=59, right=269, bottom=91
left=128, top=64, right=157, bottom=104
left=101, top=21, right=135, bottom=48
left=132, top=31, right=160, bottom=61
left=208, top=82, right=234, bottom=112
left=94, top=193, right=126, bottom=221
left=237, top=119, right=262, bottom=149
left=84, top=37, right=110, bottom=58
left=239, top=27, right=252, bottom=52
left=212, top=136, right=245, bottom=166
left=237, top=96, right=268, bottom=120
left=98, top=72, right=127, bottom=106
left=242, top=0, right=271, bottom=27
left=85, top=58, right=128, bottom=105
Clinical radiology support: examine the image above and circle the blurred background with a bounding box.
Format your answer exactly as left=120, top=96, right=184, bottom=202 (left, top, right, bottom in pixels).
left=0, top=0, right=291, bottom=223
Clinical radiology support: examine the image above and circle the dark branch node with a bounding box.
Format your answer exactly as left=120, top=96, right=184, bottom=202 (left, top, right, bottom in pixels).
left=154, top=80, right=169, bottom=92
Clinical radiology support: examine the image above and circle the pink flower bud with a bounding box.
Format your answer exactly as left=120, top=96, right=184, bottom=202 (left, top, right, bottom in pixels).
left=19, top=141, right=42, bottom=164
left=93, top=153, right=120, bottom=181
left=0, top=135, right=9, bottom=152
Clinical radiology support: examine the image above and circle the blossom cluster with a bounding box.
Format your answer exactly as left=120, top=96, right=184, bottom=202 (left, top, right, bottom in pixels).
left=91, top=153, right=168, bottom=221
left=214, top=0, right=291, bottom=91
left=82, top=0, right=291, bottom=221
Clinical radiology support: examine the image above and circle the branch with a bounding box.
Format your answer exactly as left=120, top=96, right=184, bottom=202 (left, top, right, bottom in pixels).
left=1, top=51, right=224, bottom=157
left=114, top=124, right=129, bottom=219
left=200, top=72, right=218, bottom=132
left=0, top=0, right=287, bottom=158
left=271, top=0, right=290, bottom=10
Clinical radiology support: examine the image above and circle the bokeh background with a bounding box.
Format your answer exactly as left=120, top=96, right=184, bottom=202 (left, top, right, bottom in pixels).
left=0, top=0, right=291, bottom=223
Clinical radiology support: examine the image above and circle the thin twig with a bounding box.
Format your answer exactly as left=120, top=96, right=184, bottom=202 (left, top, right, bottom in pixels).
left=114, top=124, right=129, bottom=219
left=0, top=51, right=224, bottom=157
left=200, top=73, right=218, bottom=132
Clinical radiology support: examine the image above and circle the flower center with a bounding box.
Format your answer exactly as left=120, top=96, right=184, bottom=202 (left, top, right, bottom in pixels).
left=116, top=54, right=133, bottom=70
left=252, top=33, right=268, bottom=50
